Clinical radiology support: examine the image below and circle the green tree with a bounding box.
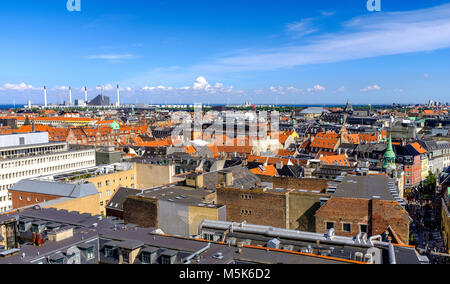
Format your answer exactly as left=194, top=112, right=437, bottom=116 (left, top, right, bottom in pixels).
left=424, top=171, right=437, bottom=195
left=24, top=116, right=31, bottom=126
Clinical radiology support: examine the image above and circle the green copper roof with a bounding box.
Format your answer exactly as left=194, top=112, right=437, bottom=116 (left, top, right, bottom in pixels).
left=110, top=121, right=120, bottom=130
left=383, top=135, right=396, bottom=169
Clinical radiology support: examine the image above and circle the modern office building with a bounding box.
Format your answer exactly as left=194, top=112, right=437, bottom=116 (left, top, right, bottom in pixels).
left=0, top=132, right=96, bottom=213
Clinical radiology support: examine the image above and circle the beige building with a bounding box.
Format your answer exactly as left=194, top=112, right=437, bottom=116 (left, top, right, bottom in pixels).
left=86, top=164, right=137, bottom=215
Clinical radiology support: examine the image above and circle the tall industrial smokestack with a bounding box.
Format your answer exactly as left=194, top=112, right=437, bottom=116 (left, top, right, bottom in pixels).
left=117, top=84, right=120, bottom=107
left=44, top=86, right=47, bottom=108
left=84, top=87, right=88, bottom=104
left=69, top=87, right=72, bottom=106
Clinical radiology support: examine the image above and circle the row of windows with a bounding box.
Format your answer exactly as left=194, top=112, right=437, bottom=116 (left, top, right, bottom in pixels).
left=0, top=206, right=11, bottom=212
left=326, top=222, right=368, bottom=233
left=0, top=145, right=66, bottom=160
left=241, top=209, right=253, bottom=215
left=18, top=196, right=47, bottom=203
left=0, top=151, right=93, bottom=169
left=241, top=194, right=253, bottom=200
left=0, top=160, right=95, bottom=181
left=96, top=175, right=135, bottom=189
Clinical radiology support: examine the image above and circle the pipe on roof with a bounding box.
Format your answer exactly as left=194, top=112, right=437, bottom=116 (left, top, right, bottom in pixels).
left=184, top=242, right=211, bottom=264
left=389, top=243, right=397, bottom=264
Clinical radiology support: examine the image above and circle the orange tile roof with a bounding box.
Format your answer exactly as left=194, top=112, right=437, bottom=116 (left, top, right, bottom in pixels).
left=410, top=142, right=427, bottom=154
left=359, top=133, right=378, bottom=143
left=279, top=130, right=295, bottom=144
left=310, top=132, right=339, bottom=149
left=207, top=144, right=219, bottom=158
left=275, top=149, right=295, bottom=156
left=184, top=146, right=197, bottom=154
left=320, top=154, right=351, bottom=166
left=134, top=139, right=172, bottom=147
left=217, top=145, right=253, bottom=154
left=250, top=164, right=278, bottom=176
left=15, top=125, right=69, bottom=141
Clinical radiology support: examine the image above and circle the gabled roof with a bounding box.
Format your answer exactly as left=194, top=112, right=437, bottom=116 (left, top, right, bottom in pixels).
left=310, top=132, right=340, bottom=149
left=320, top=154, right=351, bottom=167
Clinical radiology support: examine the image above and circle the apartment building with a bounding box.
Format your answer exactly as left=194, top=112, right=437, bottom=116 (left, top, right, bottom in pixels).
left=0, top=132, right=96, bottom=213
left=37, top=163, right=137, bottom=216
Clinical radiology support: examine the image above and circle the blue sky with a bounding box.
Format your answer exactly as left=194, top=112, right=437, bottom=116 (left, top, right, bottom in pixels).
left=0, top=0, right=450, bottom=105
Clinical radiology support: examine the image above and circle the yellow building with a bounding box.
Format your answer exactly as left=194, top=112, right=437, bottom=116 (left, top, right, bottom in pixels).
left=43, top=194, right=101, bottom=216
left=86, top=164, right=137, bottom=216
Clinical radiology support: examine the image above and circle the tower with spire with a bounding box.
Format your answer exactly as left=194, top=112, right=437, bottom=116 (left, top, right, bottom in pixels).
left=383, top=134, right=396, bottom=170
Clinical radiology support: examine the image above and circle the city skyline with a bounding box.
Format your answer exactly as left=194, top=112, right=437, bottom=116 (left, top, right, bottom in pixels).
left=1, top=0, right=450, bottom=105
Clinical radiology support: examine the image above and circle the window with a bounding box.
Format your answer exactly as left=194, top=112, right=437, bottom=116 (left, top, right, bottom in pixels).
left=105, top=247, right=116, bottom=258
left=86, top=247, right=95, bottom=260
left=121, top=250, right=129, bottom=264
left=51, top=257, right=64, bottom=264
left=141, top=252, right=152, bottom=264
left=326, top=222, right=335, bottom=230
left=343, top=223, right=351, bottom=233
left=203, top=233, right=214, bottom=241
left=160, top=255, right=172, bottom=265
left=106, top=180, right=110, bottom=186
left=360, top=224, right=368, bottom=233
left=97, top=182, right=102, bottom=188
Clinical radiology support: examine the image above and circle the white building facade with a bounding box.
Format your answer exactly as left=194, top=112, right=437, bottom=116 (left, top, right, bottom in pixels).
left=0, top=133, right=96, bottom=212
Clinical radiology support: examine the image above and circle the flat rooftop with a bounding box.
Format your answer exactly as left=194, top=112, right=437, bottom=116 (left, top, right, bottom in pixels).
left=334, top=175, right=397, bottom=201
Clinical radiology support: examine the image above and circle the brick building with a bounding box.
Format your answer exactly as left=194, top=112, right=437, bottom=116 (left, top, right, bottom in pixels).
left=216, top=178, right=330, bottom=232
left=315, top=197, right=410, bottom=244
left=217, top=187, right=288, bottom=229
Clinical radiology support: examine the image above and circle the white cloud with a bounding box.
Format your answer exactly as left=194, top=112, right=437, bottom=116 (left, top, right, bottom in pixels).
left=193, top=3, right=450, bottom=72
left=424, top=73, right=430, bottom=78
left=320, top=11, right=336, bottom=17
left=307, top=85, right=326, bottom=93
left=337, top=86, right=346, bottom=92
left=96, top=84, right=115, bottom=91
left=86, top=54, right=134, bottom=61
left=140, top=77, right=236, bottom=96
left=54, top=86, right=69, bottom=91
left=360, top=85, right=381, bottom=92
left=269, top=86, right=304, bottom=95
left=0, top=82, right=38, bottom=91
left=286, top=18, right=318, bottom=37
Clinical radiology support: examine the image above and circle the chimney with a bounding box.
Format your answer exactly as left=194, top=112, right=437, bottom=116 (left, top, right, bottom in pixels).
left=275, top=161, right=283, bottom=170
left=44, top=86, right=47, bottom=107
left=117, top=84, right=120, bottom=107
left=218, top=171, right=233, bottom=187
left=69, top=86, right=72, bottom=106
left=84, top=87, right=88, bottom=103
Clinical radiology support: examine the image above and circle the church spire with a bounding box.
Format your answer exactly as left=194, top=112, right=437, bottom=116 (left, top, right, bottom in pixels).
left=383, top=134, right=396, bottom=169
